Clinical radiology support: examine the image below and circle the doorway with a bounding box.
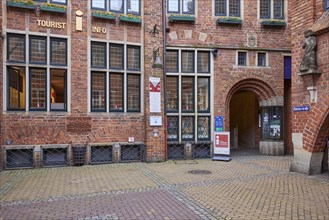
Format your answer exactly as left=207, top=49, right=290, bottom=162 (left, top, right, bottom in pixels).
left=229, top=91, right=259, bottom=150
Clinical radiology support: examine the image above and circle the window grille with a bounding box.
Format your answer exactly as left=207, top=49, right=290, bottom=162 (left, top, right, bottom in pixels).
left=193, top=142, right=211, bottom=158
left=229, top=0, right=240, bottom=16
left=166, top=50, right=179, bottom=72
left=127, top=46, right=140, bottom=70
left=51, top=38, right=67, bottom=65
left=197, top=52, right=210, bottom=73
left=121, top=144, right=143, bottom=162
left=168, top=143, right=185, bottom=159
left=30, top=68, right=47, bottom=110
left=238, top=52, right=247, bottom=66
left=127, top=74, right=140, bottom=111
left=91, top=42, right=106, bottom=68
left=109, top=44, right=124, bottom=69
left=182, top=51, right=194, bottom=73
left=6, top=148, right=33, bottom=168
left=110, top=73, right=124, bottom=111
left=258, top=53, right=266, bottom=67
left=42, top=147, right=68, bottom=167
left=91, top=72, right=106, bottom=111
left=90, top=145, right=113, bottom=164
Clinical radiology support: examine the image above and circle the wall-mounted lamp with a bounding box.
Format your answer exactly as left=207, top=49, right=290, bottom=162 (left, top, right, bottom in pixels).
left=152, top=48, right=163, bottom=69
left=212, top=49, right=218, bottom=57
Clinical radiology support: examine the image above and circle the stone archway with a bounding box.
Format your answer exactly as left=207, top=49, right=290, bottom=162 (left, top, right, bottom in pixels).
left=225, top=78, right=284, bottom=155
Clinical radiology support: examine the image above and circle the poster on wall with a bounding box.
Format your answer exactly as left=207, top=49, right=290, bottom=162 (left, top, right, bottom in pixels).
left=213, top=131, right=231, bottom=161
left=149, top=77, right=161, bottom=113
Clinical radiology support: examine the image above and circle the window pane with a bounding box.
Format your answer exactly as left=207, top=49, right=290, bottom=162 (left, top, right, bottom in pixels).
left=7, top=67, right=26, bottom=110
left=127, top=46, right=140, bottom=70
left=167, top=116, right=179, bottom=141
left=273, top=0, right=284, bottom=19
left=51, top=0, right=66, bottom=3
left=270, top=107, right=282, bottom=140
left=260, top=0, right=270, bottom=18
left=92, top=0, right=105, bottom=9
left=30, top=37, right=46, bottom=63
left=166, top=76, right=178, bottom=112
left=168, top=0, right=179, bottom=12
left=109, top=44, right=124, bottom=69
left=166, top=50, right=178, bottom=72
left=91, top=42, right=106, bottom=68
left=258, top=53, right=266, bottom=66
left=182, top=116, right=194, bottom=141
left=127, top=0, right=139, bottom=14
left=51, top=38, right=67, bottom=65
left=183, top=0, right=194, bottom=14
left=91, top=72, right=106, bottom=111
left=215, top=0, right=226, bottom=15
left=110, top=0, right=123, bottom=12
left=229, top=0, right=240, bottom=17
left=197, top=52, right=210, bottom=73
left=182, top=77, right=194, bottom=112
left=7, top=35, right=25, bottom=62
left=30, top=68, right=46, bottom=110
left=50, top=69, right=66, bottom=111
left=197, top=78, right=209, bottom=112
left=198, top=116, right=210, bottom=141
left=110, top=73, right=123, bottom=111
left=182, top=51, right=194, bottom=73
left=261, top=107, right=270, bottom=140
left=127, top=74, right=140, bottom=111
left=238, top=52, right=246, bottom=66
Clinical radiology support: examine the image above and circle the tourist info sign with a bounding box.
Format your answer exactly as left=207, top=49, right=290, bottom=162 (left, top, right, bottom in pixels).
left=213, top=131, right=231, bottom=161
left=150, top=77, right=161, bottom=113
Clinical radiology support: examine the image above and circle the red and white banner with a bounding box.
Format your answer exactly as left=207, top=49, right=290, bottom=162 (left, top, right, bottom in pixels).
left=214, top=132, right=230, bottom=155
left=149, top=77, right=161, bottom=113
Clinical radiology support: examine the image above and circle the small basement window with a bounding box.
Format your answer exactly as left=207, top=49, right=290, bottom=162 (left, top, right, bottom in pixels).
left=6, top=148, right=33, bottom=168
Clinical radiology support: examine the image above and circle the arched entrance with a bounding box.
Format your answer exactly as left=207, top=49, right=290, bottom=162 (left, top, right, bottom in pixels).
left=226, top=78, right=285, bottom=155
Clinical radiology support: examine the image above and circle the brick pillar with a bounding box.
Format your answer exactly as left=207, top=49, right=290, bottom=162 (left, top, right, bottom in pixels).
left=144, top=0, right=166, bottom=162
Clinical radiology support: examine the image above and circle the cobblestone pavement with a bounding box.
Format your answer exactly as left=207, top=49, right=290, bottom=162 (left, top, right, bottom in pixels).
left=1, top=149, right=328, bottom=220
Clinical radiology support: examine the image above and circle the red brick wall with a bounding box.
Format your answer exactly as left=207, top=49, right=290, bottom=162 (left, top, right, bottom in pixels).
left=291, top=0, right=329, bottom=153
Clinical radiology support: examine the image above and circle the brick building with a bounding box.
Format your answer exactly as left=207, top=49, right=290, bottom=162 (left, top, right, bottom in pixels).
left=290, top=0, right=329, bottom=174
left=0, top=0, right=326, bottom=173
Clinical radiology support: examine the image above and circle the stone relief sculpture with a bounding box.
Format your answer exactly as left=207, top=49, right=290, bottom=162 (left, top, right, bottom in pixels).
left=298, top=29, right=320, bottom=75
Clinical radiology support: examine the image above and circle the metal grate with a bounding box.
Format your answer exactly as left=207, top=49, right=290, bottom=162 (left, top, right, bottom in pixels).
left=91, top=145, right=113, bottom=164
left=6, top=149, right=33, bottom=168
left=193, top=142, right=211, bottom=159
left=121, top=144, right=144, bottom=162
left=168, top=143, right=185, bottom=160
left=42, top=147, right=68, bottom=167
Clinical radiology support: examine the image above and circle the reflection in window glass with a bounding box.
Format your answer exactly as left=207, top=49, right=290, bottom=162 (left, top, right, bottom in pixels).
left=258, top=53, right=266, bottom=67
left=166, top=77, right=178, bottom=112
left=182, top=116, right=194, bottom=140
left=92, top=0, right=106, bottom=9
left=168, top=0, right=179, bottom=12
left=51, top=38, right=67, bottom=65
left=127, top=0, right=139, bottom=14
left=182, top=51, right=194, bottom=73
left=166, top=50, right=178, bottom=72
left=110, top=0, right=123, bottom=12
left=8, top=67, right=26, bottom=110
left=52, top=0, right=66, bottom=3
left=261, top=107, right=282, bottom=140
left=238, top=52, right=247, bottom=66
left=182, top=77, right=194, bottom=112
left=91, top=42, right=106, bottom=68
left=109, top=44, right=124, bottom=69
left=183, top=0, right=194, bottom=14
left=91, top=72, right=106, bottom=111
left=8, top=35, right=25, bottom=62
left=110, top=73, right=123, bottom=111
left=30, top=37, right=46, bottom=63
left=30, top=68, right=47, bottom=110
left=50, top=69, right=66, bottom=111
left=127, top=74, right=140, bottom=111
left=197, top=78, right=209, bottom=112
left=167, top=116, right=179, bottom=141
left=229, top=0, right=240, bottom=16
left=260, top=0, right=270, bottom=18
left=215, top=0, right=226, bottom=16
left=273, top=0, right=283, bottom=19
left=127, top=46, right=140, bottom=70
left=197, top=52, right=210, bottom=73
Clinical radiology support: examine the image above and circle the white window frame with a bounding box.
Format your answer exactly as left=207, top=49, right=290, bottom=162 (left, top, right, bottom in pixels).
left=167, top=0, right=197, bottom=15
left=257, top=0, right=287, bottom=20
left=91, top=0, right=141, bottom=15
left=256, top=52, right=269, bottom=67
left=213, top=0, right=244, bottom=18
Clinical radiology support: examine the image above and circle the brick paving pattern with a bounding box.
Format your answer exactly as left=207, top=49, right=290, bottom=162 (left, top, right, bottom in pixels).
left=1, top=150, right=328, bottom=220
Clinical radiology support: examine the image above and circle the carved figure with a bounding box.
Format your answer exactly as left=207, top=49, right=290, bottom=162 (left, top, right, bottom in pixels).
left=299, top=29, right=318, bottom=73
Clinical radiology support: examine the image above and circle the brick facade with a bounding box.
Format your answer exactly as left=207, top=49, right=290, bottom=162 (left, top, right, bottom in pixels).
left=290, top=1, right=329, bottom=174
left=0, top=0, right=307, bottom=170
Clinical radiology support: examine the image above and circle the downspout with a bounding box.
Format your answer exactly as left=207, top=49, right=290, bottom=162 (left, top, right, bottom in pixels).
left=162, top=0, right=168, bottom=160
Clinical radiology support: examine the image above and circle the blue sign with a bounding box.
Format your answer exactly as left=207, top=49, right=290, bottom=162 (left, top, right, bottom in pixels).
left=215, top=116, right=223, bottom=131
left=293, top=106, right=310, bottom=112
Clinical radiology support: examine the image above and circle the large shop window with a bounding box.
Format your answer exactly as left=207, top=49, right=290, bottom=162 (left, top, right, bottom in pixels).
left=260, top=0, right=284, bottom=19
left=168, top=0, right=195, bottom=14
left=261, top=106, right=283, bottom=140
left=90, top=41, right=141, bottom=113
left=166, top=49, right=211, bottom=142
left=6, top=34, right=68, bottom=112
left=215, top=0, right=241, bottom=17
left=91, top=0, right=140, bottom=15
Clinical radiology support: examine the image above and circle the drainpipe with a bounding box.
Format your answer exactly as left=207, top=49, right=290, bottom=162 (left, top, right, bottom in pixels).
left=162, top=0, right=168, bottom=160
